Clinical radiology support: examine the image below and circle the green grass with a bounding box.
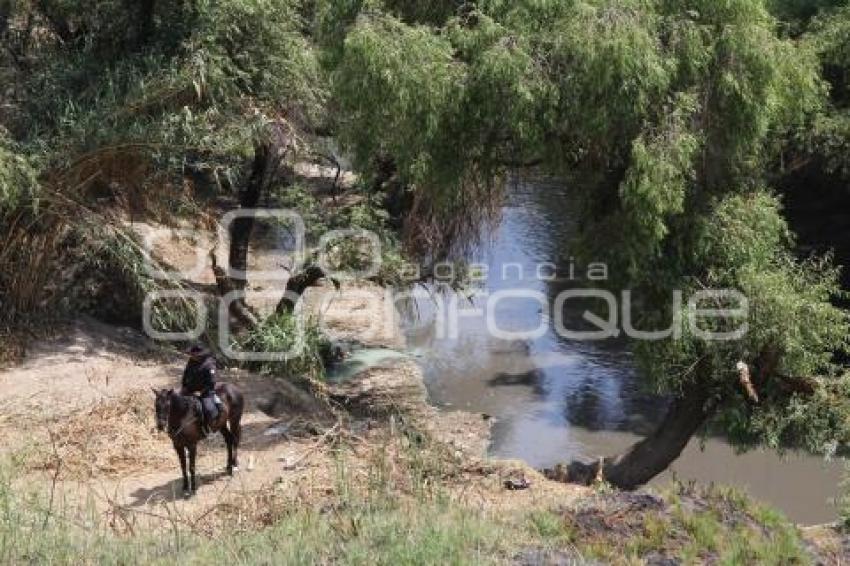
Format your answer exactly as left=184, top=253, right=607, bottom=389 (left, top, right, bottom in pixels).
left=0, top=430, right=521, bottom=566
left=0, top=452, right=815, bottom=565
left=201, top=504, right=510, bottom=565
left=0, top=475, right=514, bottom=565
left=1, top=504, right=486, bottom=564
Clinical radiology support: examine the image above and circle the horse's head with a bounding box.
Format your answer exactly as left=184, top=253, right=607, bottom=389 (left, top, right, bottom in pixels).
left=152, top=388, right=172, bottom=432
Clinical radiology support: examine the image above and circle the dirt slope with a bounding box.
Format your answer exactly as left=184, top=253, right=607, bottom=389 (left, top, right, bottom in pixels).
left=0, top=283, right=582, bottom=535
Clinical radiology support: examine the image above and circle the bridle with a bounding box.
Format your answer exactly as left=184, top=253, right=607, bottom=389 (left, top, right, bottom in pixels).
left=156, top=390, right=197, bottom=438
left=164, top=391, right=202, bottom=438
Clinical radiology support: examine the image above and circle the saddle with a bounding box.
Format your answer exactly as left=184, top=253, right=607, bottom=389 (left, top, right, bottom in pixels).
left=190, top=395, right=220, bottom=433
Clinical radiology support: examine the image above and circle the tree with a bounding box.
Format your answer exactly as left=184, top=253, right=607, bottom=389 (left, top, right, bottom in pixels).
left=0, top=0, right=329, bottom=330
left=799, top=4, right=850, bottom=179
left=327, top=0, right=850, bottom=488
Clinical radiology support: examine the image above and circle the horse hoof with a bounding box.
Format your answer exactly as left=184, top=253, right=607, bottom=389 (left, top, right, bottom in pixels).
left=232, top=466, right=239, bottom=473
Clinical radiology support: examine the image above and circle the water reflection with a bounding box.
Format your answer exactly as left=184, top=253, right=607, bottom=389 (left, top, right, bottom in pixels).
left=403, top=177, right=843, bottom=524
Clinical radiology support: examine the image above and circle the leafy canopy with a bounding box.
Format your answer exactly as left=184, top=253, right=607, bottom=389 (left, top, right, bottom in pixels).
left=327, top=0, right=850, bottom=454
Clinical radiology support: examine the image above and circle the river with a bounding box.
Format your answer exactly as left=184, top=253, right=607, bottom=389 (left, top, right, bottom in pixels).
left=401, top=177, right=844, bottom=524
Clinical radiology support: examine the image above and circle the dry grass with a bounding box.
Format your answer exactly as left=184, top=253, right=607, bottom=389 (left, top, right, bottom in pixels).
left=29, top=389, right=172, bottom=480
left=0, top=330, right=27, bottom=367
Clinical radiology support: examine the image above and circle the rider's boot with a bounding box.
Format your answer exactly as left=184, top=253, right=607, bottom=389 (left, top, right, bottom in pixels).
left=214, top=394, right=224, bottom=421
left=203, top=395, right=222, bottom=436
left=201, top=404, right=212, bottom=436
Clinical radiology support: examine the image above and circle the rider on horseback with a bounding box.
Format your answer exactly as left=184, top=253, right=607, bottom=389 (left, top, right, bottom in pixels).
left=181, top=344, right=223, bottom=435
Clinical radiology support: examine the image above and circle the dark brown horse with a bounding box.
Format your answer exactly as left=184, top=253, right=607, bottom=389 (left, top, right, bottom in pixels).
left=152, top=383, right=244, bottom=497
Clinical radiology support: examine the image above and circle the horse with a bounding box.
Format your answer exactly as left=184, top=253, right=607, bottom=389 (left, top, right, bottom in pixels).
left=152, top=383, right=244, bottom=497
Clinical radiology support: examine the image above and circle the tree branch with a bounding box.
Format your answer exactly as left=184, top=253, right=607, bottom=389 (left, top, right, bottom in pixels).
left=275, top=264, right=339, bottom=315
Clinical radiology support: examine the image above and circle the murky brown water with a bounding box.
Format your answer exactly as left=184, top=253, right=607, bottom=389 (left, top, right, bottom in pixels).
left=402, top=178, right=844, bottom=524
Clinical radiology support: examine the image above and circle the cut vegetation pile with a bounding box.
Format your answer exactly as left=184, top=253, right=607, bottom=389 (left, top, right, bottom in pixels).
left=29, top=389, right=171, bottom=479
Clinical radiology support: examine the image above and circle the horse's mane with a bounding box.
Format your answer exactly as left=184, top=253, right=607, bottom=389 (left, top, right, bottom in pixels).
left=168, top=389, right=191, bottom=410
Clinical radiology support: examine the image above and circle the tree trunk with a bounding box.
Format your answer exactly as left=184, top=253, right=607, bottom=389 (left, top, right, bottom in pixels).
left=210, top=251, right=259, bottom=330
left=136, top=0, right=156, bottom=47
left=212, top=137, right=281, bottom=331
left=559, top=380, right=718, bottom=490
left=227, top=140, right=271, bottom=292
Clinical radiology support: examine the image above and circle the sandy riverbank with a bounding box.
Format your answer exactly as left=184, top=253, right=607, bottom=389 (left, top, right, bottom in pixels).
left=0, top=273, right=582, bottom=536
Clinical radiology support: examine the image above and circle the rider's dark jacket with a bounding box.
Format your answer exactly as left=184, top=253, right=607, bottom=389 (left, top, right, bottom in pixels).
left=182, top=353, right=216, bottom=396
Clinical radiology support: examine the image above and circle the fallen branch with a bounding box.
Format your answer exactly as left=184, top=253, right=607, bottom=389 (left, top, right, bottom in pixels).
left=275, top=264, right=338, bottom=315
left=736, top=361, right=759, bottom=404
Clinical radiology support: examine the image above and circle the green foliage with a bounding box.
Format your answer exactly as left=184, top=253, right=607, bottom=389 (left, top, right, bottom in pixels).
left=14, top=0, right=326, bottom=180
left=808, top=109, right=850, bottom=177
left=837, top=461, right=850, bottom=528
left=618, top=92, right=701, bottom=264
left=275, top=183, right=331, bottom=241
left=326, top=0, right=850, bottom=458
left=637, top=190, right=849, bottom=452
left=241, top=310, right=328, bottom=380
left=528, top=510, right=572, bottom=542
left=663, top=0, right=823, bottom=183
left=769, top=0, right=849, bottom=34
left=0, top=0, right=329, bottom=326
left=276, top=183, right=415, bottom=285
left=0, top=136, right=39, bottom=215
left=698, top=194, right=846, bottom=381
left=191, top=0, right=326, bottom=116
left=334, top=0, right=670, bottom=183
left=70, top=223, right=202, bottom=331
left=382, top=0, right=465, bottom=25
left=799, top=5, right=850, bottom=178
left=334, top=13, right=465, bottom=191
left=808, top=5, right=850, bottom=81
left=332, top=0, right=823, bottom=255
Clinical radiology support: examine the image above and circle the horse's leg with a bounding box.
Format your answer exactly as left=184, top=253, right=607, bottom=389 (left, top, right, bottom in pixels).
left=187, top=443, right=198, bottom=493
left=175, top=444, right=189, bottom=496
left=230, top=419, right=241, bottom=471
left=221, top=426, right=234, bottom=475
